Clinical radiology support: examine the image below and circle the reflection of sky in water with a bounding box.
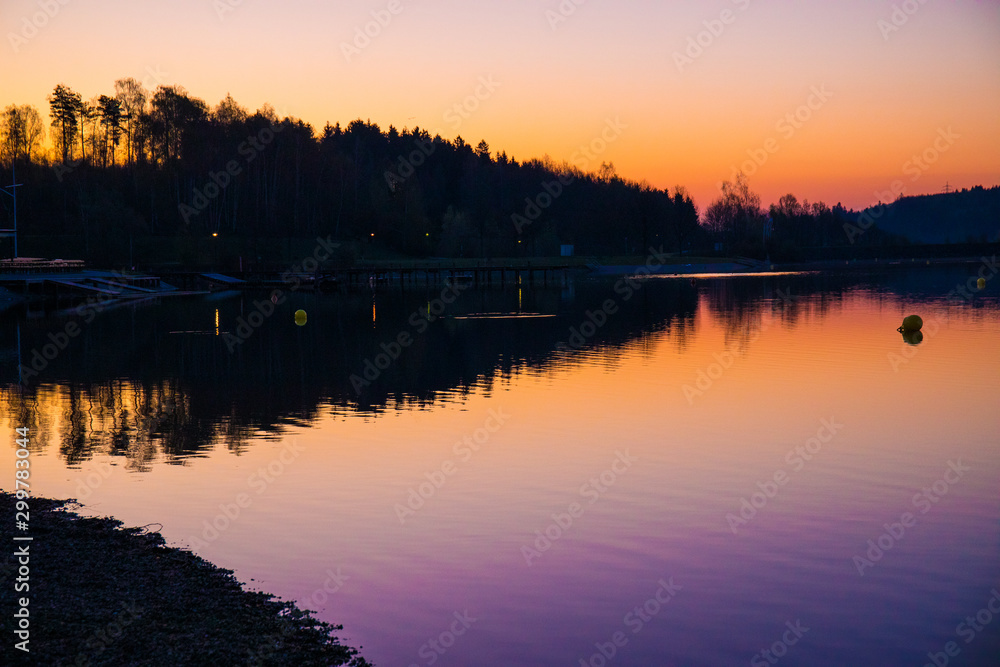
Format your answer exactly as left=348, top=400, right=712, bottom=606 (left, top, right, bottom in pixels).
left=2, top=268, right=999, bottom=665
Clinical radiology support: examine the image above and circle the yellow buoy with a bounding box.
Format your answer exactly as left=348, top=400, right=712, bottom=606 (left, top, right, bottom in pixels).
left=978, top=277, right=986, bottom=290
left=899, top=314, right=923, bottom=332
left=294, top=309, right=307, bottom=326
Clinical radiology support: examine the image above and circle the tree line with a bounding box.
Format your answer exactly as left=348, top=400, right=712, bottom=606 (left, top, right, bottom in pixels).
left=0, top=80, right=915, bottom=266
left=702, top=172, right=909, bottom=259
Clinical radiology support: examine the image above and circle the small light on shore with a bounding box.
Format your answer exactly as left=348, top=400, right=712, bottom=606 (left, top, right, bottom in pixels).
left=212, top=232, right=218, bottom=237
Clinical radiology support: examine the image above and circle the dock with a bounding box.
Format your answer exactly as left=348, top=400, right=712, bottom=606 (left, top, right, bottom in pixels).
left=1, top=258, right=584, bottom=302
left=0, top=258, right=198, bottom=300
left=155, top=261, right=579, bottom=292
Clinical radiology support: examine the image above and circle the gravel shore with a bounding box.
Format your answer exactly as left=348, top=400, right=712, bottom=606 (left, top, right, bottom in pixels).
left=0, top=492, right=372, bottom=666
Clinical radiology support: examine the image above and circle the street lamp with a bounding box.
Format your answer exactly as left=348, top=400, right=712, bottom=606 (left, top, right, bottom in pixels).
left=0, top=163, right=22, bottom=258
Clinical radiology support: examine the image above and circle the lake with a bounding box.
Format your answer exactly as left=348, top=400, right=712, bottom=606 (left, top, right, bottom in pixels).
left=2, top=264, right=999, bottom=666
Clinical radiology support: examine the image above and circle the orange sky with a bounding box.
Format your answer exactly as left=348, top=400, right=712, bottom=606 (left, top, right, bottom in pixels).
left=3, top=0, right=999, bottom=211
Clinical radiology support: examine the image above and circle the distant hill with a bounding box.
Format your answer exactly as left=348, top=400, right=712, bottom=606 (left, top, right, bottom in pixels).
left=867, top=186, right=1000, bottom=244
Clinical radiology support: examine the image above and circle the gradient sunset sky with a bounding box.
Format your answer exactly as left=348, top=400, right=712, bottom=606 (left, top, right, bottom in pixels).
left=4, top=0, right=999, bottom=211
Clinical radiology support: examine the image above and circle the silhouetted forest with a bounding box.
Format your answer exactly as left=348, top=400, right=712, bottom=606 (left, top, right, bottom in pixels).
left=865, top=185, right=1000, bottom=244
left=0, top=82, right=995, bottom=266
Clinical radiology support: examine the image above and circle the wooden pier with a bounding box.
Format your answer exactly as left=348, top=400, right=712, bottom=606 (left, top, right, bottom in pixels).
left=0, top=258, right=581, bottom=303
left=0, top=259, right=195, bottom=300
left=327, top=263, right=572, bottom=289
left=160, top=261, right=579, bottom=292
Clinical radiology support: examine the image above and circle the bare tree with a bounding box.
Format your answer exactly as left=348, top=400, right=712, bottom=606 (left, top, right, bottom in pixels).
left=22, top=105, right=44, bottom=162
left=213, top=93, right=248, bottom=127
left=0, top=106, right=20, bottom=165
left=0, top=104, right=45, bottom=165
left=705, top=171, right=765, bottom=245
left=597, top=161, right=617, bottom=183
left=114, top=77, right=148, bottom=165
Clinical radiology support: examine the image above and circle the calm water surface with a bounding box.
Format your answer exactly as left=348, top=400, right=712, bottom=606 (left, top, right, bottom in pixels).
left=2, top=267, right=999, bottom=666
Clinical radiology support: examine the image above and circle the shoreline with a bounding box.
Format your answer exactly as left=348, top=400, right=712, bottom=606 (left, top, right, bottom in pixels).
left=0, top=492, right=372, bottom=666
